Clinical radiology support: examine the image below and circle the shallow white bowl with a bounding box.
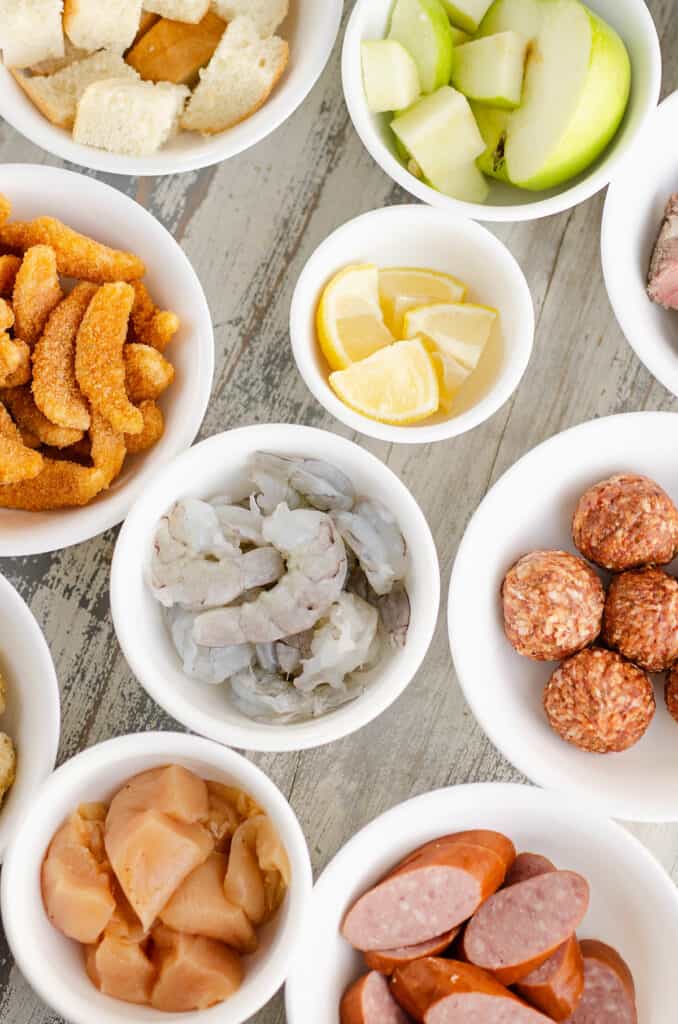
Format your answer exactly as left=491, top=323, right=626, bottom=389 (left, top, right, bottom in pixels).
left=290, top=205, right=534, bottom=443
left=342, top=0, right=661, bottom=222
left=285, top=782, right=678, bottom=1022
left=0, top=4, right=342, bottom=176
left=449, top=411, right=678, bottom=822
left=0, top=164, right=214, bottom=557
left=602, top=90, right=678, bottom=398
left=1, top=731, right=312, bottom=1024
left=0, top=572, right=60, bottom=862
left=111, top=424, right=440, bottom=751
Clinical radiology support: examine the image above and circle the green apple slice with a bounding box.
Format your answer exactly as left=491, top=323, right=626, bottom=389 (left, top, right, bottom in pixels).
left=428, top=158, right=490, bottom=201
left=471, top=102, right=511, bottom=181
left=452, top=31, right=527, bottom=109
left=388, top=0, right=454, bottom=94
left=477, top=0, right=631, bottom=191
left=449, top=26, right=471, bottom=45
left=361, top=40, right=421, bottom=113
left=440, top=0, right=494, bottom=33
left=392, top=87, right=486, bottom=186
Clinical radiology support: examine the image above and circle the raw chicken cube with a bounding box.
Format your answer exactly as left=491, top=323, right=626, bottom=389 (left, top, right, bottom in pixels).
left=150, top=924, right=243, bottom=1012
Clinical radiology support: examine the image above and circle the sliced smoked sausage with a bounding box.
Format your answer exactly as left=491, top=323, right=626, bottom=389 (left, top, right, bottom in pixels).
left=515, top=935, right=585, bottom=1021
left=341, top=971, right=412, bottom=1024
left=462, top=870, right=589, bottom=985
left=566, top=940, right=637, bottom=1024
left=365, top=927, right=460, bottom=974
left=391, top=831, right=515, bottom=877
left=504, top=852, right=555, bottom=888
left=342, top=843, right=505, bottom=952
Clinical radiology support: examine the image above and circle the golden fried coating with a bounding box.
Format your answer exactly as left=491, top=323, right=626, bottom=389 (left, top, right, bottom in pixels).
left=0, top=334, right=20, bottom=377
left=0, top=338, right=31, bottom=387
left=0, top=255, right=21, bottom=296
left=0, top=401, right=44, bottom=484
left=125, top=343, right=175, bottom=403
left=0, top=733, right=16, bottom=809
left=0, top=670, right=6, bottom=714
left=32, top=282, right=96, bottom=431
left=2, top=387, right=83, bottom=449
left=0, top=194, right=10, bottom=229
left=75, top=282, right=143, bottom=435
left=125, top=400, right=164, bottom=454
left=0, top=299, right=13, bottom=332
left=12, top=245, right=63, bottom=346
left=0, top=217, right=145, bottom=283
left=129, top=281, right=180, bottom=352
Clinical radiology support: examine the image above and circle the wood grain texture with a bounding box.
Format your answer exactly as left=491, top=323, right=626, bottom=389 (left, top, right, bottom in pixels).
left=1, top=2, right=677, bottom=1021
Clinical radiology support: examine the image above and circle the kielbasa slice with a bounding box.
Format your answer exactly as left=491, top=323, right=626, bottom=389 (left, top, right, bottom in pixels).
left=515, top=935, right=584, bottom=1021
left=566, top=940, right=637, bottom=1024
left=504, top=852, right=555, bottom=888
left=392, top=831, right=515, bottom=876
left=340, top=971, right=411, bottom=1024
left=342, top=843, right=506, bottom=952
left=365, top=927, right=460, bottom=974
left=462, top=870, right=589, bottom=985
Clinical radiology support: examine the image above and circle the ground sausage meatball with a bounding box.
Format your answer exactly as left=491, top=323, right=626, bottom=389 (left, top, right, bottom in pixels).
left=665, top=668, right=678, bottom=724
left=501, top=550, right=605, bottom=661
left=572, top=474, right=678, bottom=571
left=602, top=567, right=678, bottom=673
left=543, top=648, right=655, bottom=753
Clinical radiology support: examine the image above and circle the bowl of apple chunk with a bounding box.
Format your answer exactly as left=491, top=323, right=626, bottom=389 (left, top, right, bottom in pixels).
left=342, top=0, right=661, bottom=222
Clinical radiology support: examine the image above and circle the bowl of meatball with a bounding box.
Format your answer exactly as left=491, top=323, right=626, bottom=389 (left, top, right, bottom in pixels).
left=448, top=411, right=678, bottom=822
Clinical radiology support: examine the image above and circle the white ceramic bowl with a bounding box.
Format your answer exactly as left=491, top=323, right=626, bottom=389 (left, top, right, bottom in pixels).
left=602, top=90, right=678, bottom=398
left=0, top=4, right=342, bottom=176
left=342, top=0, right=661, bottom=222
left=449, top=411, right=678, bottom=822
left=0, top=572, right=60, bottom=862
left=285, top=782, right=678, bottom=1022
left=0, top=164, right=214, bottom=557
left=111, top=424, right=440, bottom=751
left=1, top=731, right=312, bottom=1024
left=290, top=205, right=534, bottom=443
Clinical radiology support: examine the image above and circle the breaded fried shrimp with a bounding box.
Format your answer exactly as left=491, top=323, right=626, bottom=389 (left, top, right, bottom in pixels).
left=0, top=217, right=145, bottom=283
left=32, top=282, right=96, bottom=431
left=0, top=338, right=31, bottom=387
left=0, top=298, right=14, bottom=332
left=125, top=400, right=164, bottom=453
left=0, top=193, right=10, bottom=228
left=125, top=343, right=175, bottom=403
left=2, top=387, right=84, bottom=449
left=129, top=281, right=180, bottom=352
left=0, top=402, right=44, bottom=483
left=0, top=255, right=21, bottom=296
left=12, top=245, right=63, bottom=345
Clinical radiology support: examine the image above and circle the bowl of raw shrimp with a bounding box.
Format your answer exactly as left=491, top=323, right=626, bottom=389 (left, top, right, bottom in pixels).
left=111, top=424, right=440, bottom=752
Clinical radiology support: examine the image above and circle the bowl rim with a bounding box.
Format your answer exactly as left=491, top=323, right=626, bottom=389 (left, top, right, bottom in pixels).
left=0, top=163, right=215, bottom=557
left=0, top=730, right=313, bottom=1024
left=0, top=571, right=60, bottom=862
left=110, top=423, right=441, bottom=752
left=447, top=410, right=678, bottom=822
left=0, top=1, right=343, bottom=177
left=601, top=89, right=678, bottom=400
left=289, top=204, right=535, bottom=444
left=341, top=0, right=662, bottom=223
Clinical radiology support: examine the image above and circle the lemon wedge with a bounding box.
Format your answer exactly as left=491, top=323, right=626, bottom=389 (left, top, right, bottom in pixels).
left=329, top=338, right=439, bottom=425
left=316, top=264, right=394, bottom=371
left=378, top=267, right=468, bottom=336
left=403, top=301, right=497, bottom=370
left=423, top=343, right=471, bottom=412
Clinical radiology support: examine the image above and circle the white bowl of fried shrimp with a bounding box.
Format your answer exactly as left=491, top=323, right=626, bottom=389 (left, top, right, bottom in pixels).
left=0, top=164, right=214, bottom=557
left=111, top=424, right=440, bottom=751
left=1, top=731, right=313, bottom=1024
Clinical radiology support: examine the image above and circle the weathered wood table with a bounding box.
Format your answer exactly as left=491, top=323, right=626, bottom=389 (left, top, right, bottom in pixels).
left=1, top=2, right=677, bottom=1020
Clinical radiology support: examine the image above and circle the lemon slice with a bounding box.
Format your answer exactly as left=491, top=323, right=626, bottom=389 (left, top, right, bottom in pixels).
left=378, top=267, right=468, bottom=336
left=329, top=338, right=439, bottom=425
left=424, top=343, right=471, bottom=412
left=403, top=301, right=497, bottom=370
left=316, top=264, right=394, bottom=371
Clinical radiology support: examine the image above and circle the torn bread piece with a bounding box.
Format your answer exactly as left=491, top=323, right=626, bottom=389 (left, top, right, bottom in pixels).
left=126, top=10, right=226, bottom=85
left=181, top=16, right=288, bottom=134
left=0, top=0, right=64, bottom=70
left=74, top=78, right=189, bottom=156
left=210, top=0, right=288, bottom=38
left=63, top=0, right=144, bottom=53
left=29, top=37, right=88, bottom=76
left=142, top=0, right=210, bottom=23
left=12, top=52, right=140, bottom=129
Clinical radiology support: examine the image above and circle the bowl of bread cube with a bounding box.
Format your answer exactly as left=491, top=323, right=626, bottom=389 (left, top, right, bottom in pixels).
left=0, top=0, right=343, bottom=175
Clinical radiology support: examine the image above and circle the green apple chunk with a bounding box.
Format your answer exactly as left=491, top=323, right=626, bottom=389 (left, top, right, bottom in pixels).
left=440, top=0, right=494, bottom=33
left=449, top=26, right=471, bottom=45
left=471, top=102, right=511, bottom=181
left=388, top=0, right=454, bottom=94
left=452, top=31, right=527, bottom=109
left=428, top=159, right=490, bottom=201
left=361, top=40, right=421, bottom=113
left=477, top=0, right=631, bottom=191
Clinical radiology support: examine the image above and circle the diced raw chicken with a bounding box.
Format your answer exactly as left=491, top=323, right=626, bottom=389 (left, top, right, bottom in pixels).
left=648, top=193, right=678, bottom=309
left=106, top=765, right=209, bottom=824
left=86, top=934, right=156, bottom=1006
left=160, top=852, right=258, bottom=952
left=106, top=882, right=149, bottom=944
left=42, top=811, right=116, bottom=944
left=205, top=781, right=243, bottom=851
left=224, top=814, right=290, bottom=925
left=150, top=924, right=243, bottom=1012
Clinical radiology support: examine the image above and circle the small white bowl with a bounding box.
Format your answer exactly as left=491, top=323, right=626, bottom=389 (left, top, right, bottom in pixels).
left=0, top=572, right=60, bottom=862
left=0, top=3, right=342, bottom=176
left=342, top=0, right=661, bottom=222
left=1, top=731, right=313, bottom=1024
left=290, top=205, right=534, bottom=444
left=448, top=411, right=678, bottom=823
left=285, top=782, right=678, bottom=1022
left=602, top=90, right=678, bottom=398
left=0, top=164, right=214, bottom=557
left=111, top=423, right=440, bottom=751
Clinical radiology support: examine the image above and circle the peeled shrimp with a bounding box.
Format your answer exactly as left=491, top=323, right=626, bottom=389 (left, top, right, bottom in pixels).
left=332, top=499, right=407, bottom=596
left=210, top=499, right=264, bottom=547
left=229, top=665, right=363, bottom=723
left=250, top=453, right=355, bottom=513
left=193, top=504, right=347, bottom=646
left=347, top=566, right=411, bottom=648
left=295, top=593, right=379, bottom=692
left=168, top=610, right=254, bottom=685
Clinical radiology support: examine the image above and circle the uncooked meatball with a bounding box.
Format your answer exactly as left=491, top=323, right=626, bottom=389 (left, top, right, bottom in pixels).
left=665, top=667, right=678, bottom=724
left=602, top=567, right=678, bottom=673
left=501, top=550, right=605, bottom=661
left=572, top=474, right=678, bottom=571
left=543, top=648, right=655, bottom=754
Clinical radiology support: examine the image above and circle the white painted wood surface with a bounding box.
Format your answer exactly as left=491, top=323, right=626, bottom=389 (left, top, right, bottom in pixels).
left=1, top=2, right=677, bottom=1020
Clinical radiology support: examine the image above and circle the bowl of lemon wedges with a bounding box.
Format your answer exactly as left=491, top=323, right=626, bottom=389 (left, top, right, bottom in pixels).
left=290, top=204, right=534, bottom=443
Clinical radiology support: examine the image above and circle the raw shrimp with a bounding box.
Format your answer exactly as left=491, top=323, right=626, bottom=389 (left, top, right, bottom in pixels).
left=295, top=593, right=379, bottom=692
left=167, top=498, right=235, bottom=559
left=193, top=504, right=348, bottom=646
left=168, top=610, right=254, bottom=685
left=229, top=665, right=364, bottom=723
left=376, top=585, right=411, bottom=649
left=210, top=499, right=264, bottom=546
left=332, top=499, right=407, bottom=596
left=250, top=453, right=355, bottom=513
